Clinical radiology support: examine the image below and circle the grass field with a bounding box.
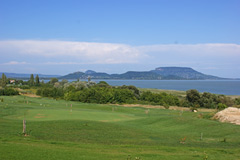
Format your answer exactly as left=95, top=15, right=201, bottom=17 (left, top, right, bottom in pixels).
left=1, top=95, right=240, bottom=160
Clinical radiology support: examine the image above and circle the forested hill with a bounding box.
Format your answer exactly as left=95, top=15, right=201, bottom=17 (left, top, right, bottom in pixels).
left=60, top=67, right=224, bottom=80
left=151, top=67, right=221, bottom=80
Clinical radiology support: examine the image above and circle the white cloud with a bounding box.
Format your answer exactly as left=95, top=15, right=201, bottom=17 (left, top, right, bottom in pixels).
left=1, top=41, right=239, bottom=65
left=0, top=40, right=143, bottom=64
left=43, top=62, right=92, bottom=65
left=137, top=43, right=240, bottom=57
left=1, top=61, right=27, bottom=65
left=0, top=40, right=240, bottom=77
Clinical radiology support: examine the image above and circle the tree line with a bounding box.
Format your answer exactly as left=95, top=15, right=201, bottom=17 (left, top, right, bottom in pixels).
left=1, top=73, right=240, bottom=110
left=0, top=73, right=19, bottom=95
left=36, top=79, right=240, bottom=110
left=183, top=89, right=236, bottom=110
left=36, top=80, right=180, bottom=106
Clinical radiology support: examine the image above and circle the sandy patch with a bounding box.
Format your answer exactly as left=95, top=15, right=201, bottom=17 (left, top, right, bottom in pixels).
left=113, top=104, right=165, bottom=109
left=169, top=106, right=191, bottom=111
left=213, top=107, right=240, bottom=125
left=21, top=93, right=40, bottom=98
left=100, top=119, right=122, bottom=122
left=34, top=116, right=46, bottom=118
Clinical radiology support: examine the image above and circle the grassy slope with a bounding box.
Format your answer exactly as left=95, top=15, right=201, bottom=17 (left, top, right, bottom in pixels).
left=138, top=88, right=186, bottom=98
left=0, top=96, right=240, bottom=160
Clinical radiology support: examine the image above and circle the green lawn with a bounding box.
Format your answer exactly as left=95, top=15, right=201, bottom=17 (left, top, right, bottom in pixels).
left=0, top=96, right=240, bottom=160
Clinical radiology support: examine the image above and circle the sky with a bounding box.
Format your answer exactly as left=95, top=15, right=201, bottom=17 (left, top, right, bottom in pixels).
left=0, top=0, right=240, bottom=78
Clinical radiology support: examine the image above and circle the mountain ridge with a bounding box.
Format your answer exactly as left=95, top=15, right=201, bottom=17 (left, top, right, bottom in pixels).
left=60, top=67, right=227, bottom=80
left=1, top=67, right=236, bottom=80
left=150, top=67, right=220, bottom=80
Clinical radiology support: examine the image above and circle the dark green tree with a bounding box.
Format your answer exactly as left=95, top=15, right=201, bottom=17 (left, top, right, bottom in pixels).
left=29, top=74, right=35, bottom=86
left=1, top=73, right=7, bottom=87
left=96, top=81, right=111, bottom=88
left=186, top=89, right=201, bottom=105
left=235, top=98, right=240, bottom=105
left=199, top=92, right=216, bottom=108
left=120, top=85, right=140, bottom=97
left=50, top=78, right=58, bottom=85
left=35, top=75, right=40, bottom=86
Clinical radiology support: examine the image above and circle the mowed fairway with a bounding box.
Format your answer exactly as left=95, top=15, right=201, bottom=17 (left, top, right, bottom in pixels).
left=1, top=96, right=240, bottom=160
left=6, top=107, right=138, bottom=122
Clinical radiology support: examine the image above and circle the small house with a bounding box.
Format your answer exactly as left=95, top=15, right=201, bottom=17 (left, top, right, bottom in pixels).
left=10, top=80, right=15, bottom=84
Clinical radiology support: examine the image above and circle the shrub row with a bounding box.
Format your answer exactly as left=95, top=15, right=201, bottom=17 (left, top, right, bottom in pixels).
left=184, top=89, right=234, bottom=109
left=0, top=88, right=19, bottom=96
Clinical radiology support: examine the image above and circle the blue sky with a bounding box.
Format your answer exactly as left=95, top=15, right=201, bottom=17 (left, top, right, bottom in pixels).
left=0, top=0, right=240, bottom=78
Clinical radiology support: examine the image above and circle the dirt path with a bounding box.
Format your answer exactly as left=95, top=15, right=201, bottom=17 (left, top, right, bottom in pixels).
left=19, top=93, right=40, bottom=98
left=16, top=88, right=40, bottom=98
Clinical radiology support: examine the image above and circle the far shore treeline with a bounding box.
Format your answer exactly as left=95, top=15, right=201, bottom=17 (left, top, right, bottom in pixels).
left=1, top=73, right=240, bottom=110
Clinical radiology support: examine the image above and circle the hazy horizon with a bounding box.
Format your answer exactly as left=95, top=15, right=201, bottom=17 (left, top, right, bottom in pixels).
left=1, top=0, right=240, bottom=78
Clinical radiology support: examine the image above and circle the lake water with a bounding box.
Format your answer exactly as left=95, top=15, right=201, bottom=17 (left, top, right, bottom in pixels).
left=46, top=79, right=240, bottom=95
left=92, top=80, right=240, bottom=95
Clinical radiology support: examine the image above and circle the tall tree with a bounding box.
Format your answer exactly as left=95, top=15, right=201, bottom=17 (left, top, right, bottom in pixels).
left=186, top=89, right=201, bottom=105
left=35, top=74, right=40, bottom=86
left=29, top=74, right=35, bottom=86
left=50, top=78, right=58, bottom=84
left=88, top=76, right=91, bottom=83
left=1, top=73, right=7, bottom=87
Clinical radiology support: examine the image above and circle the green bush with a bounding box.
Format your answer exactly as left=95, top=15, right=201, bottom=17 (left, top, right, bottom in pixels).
left=185, top=90, right=234, bottom=109
left=235, top=98, right=240, bottom=105
left=0, top=88, right=19, bottom=96
left=19, top=85, right=30, bottom=89
left=140, top=91, right=180, bottom=106
left=217, top=103, right=227, bottom=110
left=36, top=87, right=64, bottom=98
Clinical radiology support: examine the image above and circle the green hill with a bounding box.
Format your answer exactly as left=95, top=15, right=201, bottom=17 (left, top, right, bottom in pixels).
left=151, top=67, right=222, bottom=80
left=60, top=67, right=224, bottom=80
